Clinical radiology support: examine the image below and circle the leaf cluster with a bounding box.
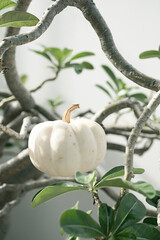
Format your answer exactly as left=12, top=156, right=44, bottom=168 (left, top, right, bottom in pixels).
left=31, top=166, right=158, bottom=239
left=96, top=65, right=148, bottom=103
left=31, top=45, right=94, bottom=74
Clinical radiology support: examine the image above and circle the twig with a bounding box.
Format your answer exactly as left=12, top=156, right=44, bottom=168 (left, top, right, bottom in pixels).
left=0, top=198, right=20, bottom=218
left=124, top=90, right=160, bottom=182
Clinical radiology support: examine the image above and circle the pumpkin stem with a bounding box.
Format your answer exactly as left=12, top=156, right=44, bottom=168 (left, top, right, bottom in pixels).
left=62, top=104, right=80, bottom=123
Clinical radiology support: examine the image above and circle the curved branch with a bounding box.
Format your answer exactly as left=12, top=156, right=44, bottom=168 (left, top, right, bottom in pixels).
left=0, top=0, right=68, bottom=57
left=71, top=0, right=160, bottom=91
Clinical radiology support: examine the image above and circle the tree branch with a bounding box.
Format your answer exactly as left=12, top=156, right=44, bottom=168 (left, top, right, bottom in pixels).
left=71, top=0, right=160, bottom=91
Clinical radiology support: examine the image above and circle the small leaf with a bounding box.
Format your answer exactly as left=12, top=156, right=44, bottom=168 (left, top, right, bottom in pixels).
left=146, top=190, right=160, bottom=208
left=102, top=65, right=119, bottom=90
left=45, top=47, right=62, bottom=64
left=75, top=171, right=97, bottom=185
left=143, top=217, right=157, bottom=226
left=70, top=51, right=94, bottom=61
left=128, top=93, right=147, bottom=103
left=31, top=181, right=87, bottom=208
left=98, top=203, right=115, bottom=235
left=106, top=80, right=116, bottom=93
left=113, top=193, right=146, bottom=234
left=122, top=223, right=160, bottom=240
left=72, top=201, right=79, bottom=210
left=60, top=209, right=105, bottom=238
left=62, top=48, right=73, bottom=62
left=48, top=97, right=63, bottom=109
left=31, top=49, right=52, bottom=63
left=95, top=178, right=156, bottom=199
left=20, top=74, right=28, bottom=84
left=81, top=61, right=94, bottom=69
left=96, top=84, right=113, bottom=99
left=0, top=0, right=16, bottom=11
left=139, top=50, right=160, bottom=59
left=99, top=166, right=144, bottom=181
left=0, top=11, right=39, bottom=27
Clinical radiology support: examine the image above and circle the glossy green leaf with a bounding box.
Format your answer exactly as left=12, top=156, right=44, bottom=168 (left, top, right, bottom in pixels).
left=99, top=166, right=144, bottom=181
left=102, top=65, right=119, bottom=90
left=143, top=217, right=157, bottom=226
left=70, top=51, right=94, bottom=61
left=75, top=171, right=97, bottom=185
left=95, top=178, right=156, bottom=199
left=31, top=181, right=87, bottom=208
left=96, top=84, right=113, bottom=99
left=128, top=93, right=147, bottom=103
left=122, top=223, right=160, bottom=240
left=139, top=50, right=160, bottom=59
left=113, top=193, right=146, bottom=234
left=98, top=203, right=115, bottom=235
left=0, top=0, right=16, bottom=11
left=0, top=11, right=39, bottom=27
left=115, top=232, right=136, bottom=240
left=60, top=209, right=105, bottom=238
left=146, top=190, right=160, bottom=208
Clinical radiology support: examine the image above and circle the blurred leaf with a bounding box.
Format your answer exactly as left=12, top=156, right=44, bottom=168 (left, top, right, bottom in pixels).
left=31, top=181, right=87, bottom=208
left=0, top=11, right=39, bottom=27
left=70, top=51, right=94, bottom=61
left=75, top=171, right=97, bottom=185
left=66, top=62, right=94, bottom=74
left=102, top=65, right=119, bottom=90
left=60, top=209, right=105, bottom=238
left=61, top=48, right=73, bottom=62
left=95, top=178, right=156, bottom=199
left=128, top=93, right=147, bottom=103
left=113, top=193, right=146, bottom=234
left=99, top=166, right=144, bottom=181
left=96, top=84, right=113, bottom=99
left=139, top=50, right=160, bottom=59
left=81, top=61, right=94, bottom=69
left=0, top=0, right=16, bottom=11
left=98, top=203, right=115, bottom=235
left=31, top=49, right=52, bottom=63
left=106, top=80, right=116, bottom=93
left=146, top=190, right=160, bottom=208
left=72, top=201, right=79, bottom=210
left=5, top=141, right=14, bottom=148
left=48, top=97, right=63, bottom=109
left=45, top=47, right=63, bottom=64
left=20, top=74, right=28, bottom=84
left=143, top=217, right=157, bottom=226
left=122, top=223, right=160, bottom=240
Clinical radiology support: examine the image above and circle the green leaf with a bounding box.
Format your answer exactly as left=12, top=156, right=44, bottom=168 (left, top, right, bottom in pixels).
left=96, top=84, right=113, bottom=99
left=122, top=223, right=160, bottom=240
left=95, top=178, right=156, bottom=199
left=75, top=171, right=97, bottom=185
left=45, top=47, right=63, bottom=64
left=98, top=203, right=115, bottom=235
left=0, top=11, right=39, bottom=27
left=99, top=166, right=144, bottom=181
left=143, top=217, right=157, bottom=226
left=146, top=190, right=160, bottom=208
left=31, top=49, right=52, bottom=63
left=0, top=0, right=16, bottom=11
left=31, top=181, right=87, bottom=208
left=48, top=97, right=63, bottom=109
left=102, top=65, right=119, bottom=90
left=81, top=61, right=94, bottom=70
left=106, top=80, right=116, bottom=93
left=60, top=209, right=105, bottom=238
left=62, top=48, right=73, bottom=62
left=115, top=232, right=136, bottom=240
left=20, top=74, right=28, bottom=84
left=113, top=193, right=146, bottom=234
left=70, top=51, right=94, bottom=61
left=139, top=50, right=160, bottom=59
left=128, top=93, right=147, bottom=103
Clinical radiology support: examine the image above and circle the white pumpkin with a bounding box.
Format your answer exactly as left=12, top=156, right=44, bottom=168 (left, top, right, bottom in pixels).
left=28, top=104, right=106, bottom=177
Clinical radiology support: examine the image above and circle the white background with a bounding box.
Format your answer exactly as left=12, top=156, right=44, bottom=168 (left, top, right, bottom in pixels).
left=1, top=0, right=160, bottom=239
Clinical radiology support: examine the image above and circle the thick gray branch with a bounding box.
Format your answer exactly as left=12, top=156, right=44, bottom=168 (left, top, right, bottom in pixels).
left=70, top=0, right=160, bottom=91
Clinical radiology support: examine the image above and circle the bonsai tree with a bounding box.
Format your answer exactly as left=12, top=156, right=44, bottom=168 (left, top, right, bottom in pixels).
left=0, top=0, right=160, bottom=239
